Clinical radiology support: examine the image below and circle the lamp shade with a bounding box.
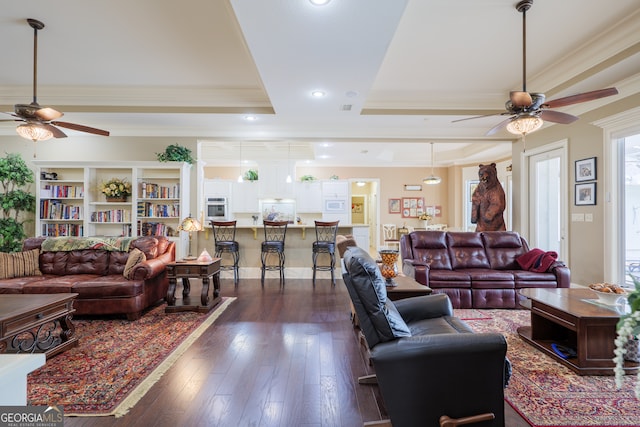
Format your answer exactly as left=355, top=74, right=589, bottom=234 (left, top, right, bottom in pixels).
left=506, top=114, right=544, bottom=135
left=178, top=215, right=203, bottom=232
left=16, top=123, right=53, bottom=142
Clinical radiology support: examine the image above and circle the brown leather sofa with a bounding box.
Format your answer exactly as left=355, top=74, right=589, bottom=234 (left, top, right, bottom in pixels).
left=400, top=231, right=570, bottom=309
left=0, top=236, right=175, bottom=320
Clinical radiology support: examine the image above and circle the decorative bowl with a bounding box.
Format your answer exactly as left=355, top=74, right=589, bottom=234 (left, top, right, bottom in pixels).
left=589, top=284, right=628, bottom=306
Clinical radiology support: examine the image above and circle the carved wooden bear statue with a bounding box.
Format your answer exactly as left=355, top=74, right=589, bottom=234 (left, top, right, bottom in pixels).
left=471, top=163, right=506, bottom=231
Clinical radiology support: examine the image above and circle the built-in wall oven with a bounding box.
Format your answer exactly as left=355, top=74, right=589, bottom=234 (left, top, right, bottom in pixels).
left=206, top=197, right=228, bottom=221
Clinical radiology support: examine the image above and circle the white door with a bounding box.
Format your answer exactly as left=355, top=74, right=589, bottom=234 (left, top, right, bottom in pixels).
left=527, top=147, right=568, bottom=260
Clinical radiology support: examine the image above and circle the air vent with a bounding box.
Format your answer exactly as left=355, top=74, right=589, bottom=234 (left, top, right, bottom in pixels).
left=340, top=104, right=353, bottom=111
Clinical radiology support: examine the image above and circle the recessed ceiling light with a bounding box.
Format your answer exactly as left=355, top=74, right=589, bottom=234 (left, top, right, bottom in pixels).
left=244, top=115, right=257, bottom=121
left=309, top=0, right=331, bottom=5
left=311, top=90, right=326, bottom=98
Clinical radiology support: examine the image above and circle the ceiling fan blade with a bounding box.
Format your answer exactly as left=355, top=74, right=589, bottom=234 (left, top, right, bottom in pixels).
left=452, top=112, right=504, bottom=123
left=43, top=123, right=67, bottom=138
left=51, top=121, right=110, bottom=136
left=540, top=110, right=579, bottom=124
left=510, top=91, right=532, bottom=107
left=486, top=117, right=514, bottom=136
left=543, top=87, right=618, bottom=109
left=35, top=107, right=64, bottom=121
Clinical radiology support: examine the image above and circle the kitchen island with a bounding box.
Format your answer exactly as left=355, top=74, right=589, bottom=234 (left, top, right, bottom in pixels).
left=195, top=223, right=370, bottom=280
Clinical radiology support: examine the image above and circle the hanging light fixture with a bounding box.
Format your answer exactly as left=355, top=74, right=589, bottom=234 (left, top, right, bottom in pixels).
left=506, top=112, right=543, bottom=136
left=286, top=143, right=292, bottom=183
left=423, top=142, right=442, bottom=185
left=237, top=142, right=244, bottom=183
left=16, top=123, right=53, bottom=142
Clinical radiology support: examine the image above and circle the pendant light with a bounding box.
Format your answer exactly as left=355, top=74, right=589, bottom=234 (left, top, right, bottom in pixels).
left=423, top=142, right=441, bottom=185
left=237, top=142, right=244, bottom=183
left=286, top=143, right=292, bottom=183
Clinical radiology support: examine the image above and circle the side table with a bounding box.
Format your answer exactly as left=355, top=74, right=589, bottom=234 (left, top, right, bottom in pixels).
left=166, top=259, right=222, bottom=313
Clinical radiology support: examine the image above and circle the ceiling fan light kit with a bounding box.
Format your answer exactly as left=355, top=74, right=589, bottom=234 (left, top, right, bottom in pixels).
left=506, top=114, right=543, bottom=136
left=16, top=122, right=53, bottom=142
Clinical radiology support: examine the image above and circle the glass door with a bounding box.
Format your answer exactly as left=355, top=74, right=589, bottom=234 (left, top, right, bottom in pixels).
left=623, top=133, right=640, bottom=283
left=528, top=147, right=568, bottom=261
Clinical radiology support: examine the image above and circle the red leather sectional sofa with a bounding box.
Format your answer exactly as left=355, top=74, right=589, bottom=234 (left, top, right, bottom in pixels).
left=0, top=236, right=175, bottom=320
left=400, top=231, right=570, bottom=308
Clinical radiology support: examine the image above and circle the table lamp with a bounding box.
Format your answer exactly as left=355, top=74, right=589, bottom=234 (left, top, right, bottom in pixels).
left=177, top=214, right=203, bottom=260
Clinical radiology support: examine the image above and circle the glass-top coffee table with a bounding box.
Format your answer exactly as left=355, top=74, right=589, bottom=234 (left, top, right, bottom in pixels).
left=518, top=287, right=638, bottom=375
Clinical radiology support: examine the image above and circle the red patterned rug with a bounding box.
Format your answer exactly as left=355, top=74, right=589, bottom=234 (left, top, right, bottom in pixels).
left=459, top=309, right=640, bottom=427
left=27, top=297, right=235, bottom=417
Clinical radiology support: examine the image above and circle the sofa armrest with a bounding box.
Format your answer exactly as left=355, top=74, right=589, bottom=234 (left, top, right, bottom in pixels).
left=402, top=259, right=429, bottom=286
left=394, top=293, right=453, bottom=321
left=130, top=244, right=175, bottom=281
left=552, top=265, right=571, bottom=288
left=371, top=333, right=508, bottom=427
left=130, top=257, right=167, bottom=281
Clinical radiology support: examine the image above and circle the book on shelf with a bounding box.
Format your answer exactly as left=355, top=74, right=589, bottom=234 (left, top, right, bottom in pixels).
left=41, top=223, right=83, bottom=237
left=40, top=199, right=83, bottom=220
left=139, top=182, right=180, bottom=199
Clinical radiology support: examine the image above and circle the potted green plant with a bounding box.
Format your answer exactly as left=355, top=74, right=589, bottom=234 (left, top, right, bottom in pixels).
left=156, top=144, right=194, bottom=164
left=243, top=169, right=259, bottom=181
left=0, top=153, right=36, bottom=252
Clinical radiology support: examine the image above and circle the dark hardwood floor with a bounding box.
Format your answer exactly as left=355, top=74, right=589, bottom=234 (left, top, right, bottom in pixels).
left=62, top=277, right=529, bottom=427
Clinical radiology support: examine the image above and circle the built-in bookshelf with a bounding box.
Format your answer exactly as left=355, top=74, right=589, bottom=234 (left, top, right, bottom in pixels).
left=34, top=161, right=191, bottom=258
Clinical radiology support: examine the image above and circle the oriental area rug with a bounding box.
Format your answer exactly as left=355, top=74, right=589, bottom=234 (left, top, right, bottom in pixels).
left=458, top=308, right=640, bottom=427
left=27, top=297, right=235, bottom=417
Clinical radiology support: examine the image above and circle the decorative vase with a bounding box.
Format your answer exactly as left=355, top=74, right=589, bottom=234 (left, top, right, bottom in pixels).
left=106, top=196, right=127, bottom=202
left=379, top=249, right=399, bottom=286
left=423, top=220, right=430, bottom=228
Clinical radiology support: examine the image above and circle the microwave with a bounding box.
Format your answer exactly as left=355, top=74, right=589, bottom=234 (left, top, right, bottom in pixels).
left=324, top=199, right=347, bottom=212
left=206, top=197, right=228, bottom=220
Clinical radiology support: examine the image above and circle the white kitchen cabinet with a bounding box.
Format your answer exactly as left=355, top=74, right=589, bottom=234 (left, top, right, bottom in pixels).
left=231, top=181, right=260, bottom=213
left=295, top=181, right=322, bottom=213
left=322, top=180, right=349, bottom=198
left=259, top=161, right=295, bottom=198
left=203, top=179, right=231, bottom=198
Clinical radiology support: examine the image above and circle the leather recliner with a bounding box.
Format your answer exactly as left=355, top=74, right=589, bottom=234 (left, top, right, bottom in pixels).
left=343, top=246, right=509, bottom=427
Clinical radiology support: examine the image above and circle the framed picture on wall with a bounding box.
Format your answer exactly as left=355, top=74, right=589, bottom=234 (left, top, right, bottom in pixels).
left=575, top=157, right=597, bottom=182
left=401, top=197, right=425, bottom=218
left=388, top=198, right=401, bottom=214
left=575, top=182, right=596, bottom=205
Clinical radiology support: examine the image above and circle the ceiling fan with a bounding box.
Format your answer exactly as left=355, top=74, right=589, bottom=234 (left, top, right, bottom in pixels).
left=454, top=0, right=618, bottom=137
left=1, top=18, right=109, bottom=145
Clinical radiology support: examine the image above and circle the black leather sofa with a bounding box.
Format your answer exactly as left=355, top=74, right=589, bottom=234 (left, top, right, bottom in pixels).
left=342, top=246, right=509, bottom=427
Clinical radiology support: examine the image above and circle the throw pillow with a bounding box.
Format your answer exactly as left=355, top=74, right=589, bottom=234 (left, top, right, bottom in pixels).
left=123, top=248, right=146, bottom=279
left=0, top=248, right=42, bottom=279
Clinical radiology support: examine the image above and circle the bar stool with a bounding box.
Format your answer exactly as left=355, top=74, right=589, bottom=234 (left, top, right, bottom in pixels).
left=210, top=220, right=239, bottom=286
left=312, top=220, right=339, bottom=286
left=261, top=220, right=288, bottom=286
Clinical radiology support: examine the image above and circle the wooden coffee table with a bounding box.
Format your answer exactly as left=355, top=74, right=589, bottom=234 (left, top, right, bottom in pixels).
left=518, top=287, right=639, bottom=375
left=386, top=274, right=432, bottom=301
left=0, top=293, right=78, bottom=359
